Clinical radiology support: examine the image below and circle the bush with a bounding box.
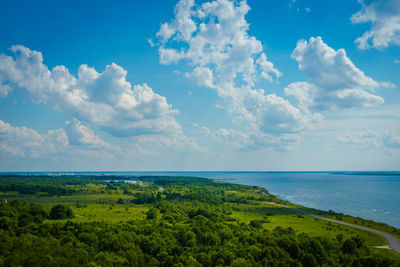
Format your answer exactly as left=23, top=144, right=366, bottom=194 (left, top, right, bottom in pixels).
left=342, top=238, right=357, bottom=254
left=146, top=207, right=158, bottom=220
left=50, top=204, right=74, bottom=220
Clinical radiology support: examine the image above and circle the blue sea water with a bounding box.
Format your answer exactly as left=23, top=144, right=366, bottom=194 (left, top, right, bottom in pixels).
left=4, top=171, right=400, bottom=228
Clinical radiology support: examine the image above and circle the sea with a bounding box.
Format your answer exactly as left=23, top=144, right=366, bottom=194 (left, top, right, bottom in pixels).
left=3, top=171, right=400, bottom=228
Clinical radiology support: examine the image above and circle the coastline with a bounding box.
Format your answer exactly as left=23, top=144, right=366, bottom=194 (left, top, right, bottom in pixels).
left=2, top=174, right=400, bottom=265
left=98, top=174, right=400, bottom=253
left=3, top=171, right=399, bottom=228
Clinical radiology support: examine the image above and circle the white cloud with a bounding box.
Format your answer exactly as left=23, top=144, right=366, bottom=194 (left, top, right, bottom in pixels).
left=383, top=132, right=400, bottom=149
left=159, top=47, right=185, bottom=64
left=284, top=82, right=316, bottom=113
left=199, top=126, right=210, bottom=135
left=395, top=59, right=400, bottom=64
left=292, top=37, right=379, bottom=90
left=214, top=128, right=302, bottom=151
left=0, top=84, right=12, bottom=97
left=0, top=119, right=126, bottom=161
left=336, top=130, right=400, bottom=153
left=351, top=0, right=400, bottom=49
left=0, top=120, right=68, bottom=159
left=243, top=91, right=321, bottom=133
left=185, top=66, right=215, bottom=88
left=0, top=45, right=208, bottom=155
left=215, top=128, right=254, bottom=149
left=156, top=0, right=281, bottom=85
left=0, top=45, right=184, bottom=138
left=64, top=119, right=111, bottom=150
left=160, top=135, right=208, bottom=153
left=131, top=132, right=208, bottom=153
left=157, top=0, right=197, bottom=42
left=337, top=129, right=382, bottom=149
left=287, top=37, right=390, bottom=111
left=256, top=53, right=282, bottom=82
left=156, top=0, right=319, bottom=150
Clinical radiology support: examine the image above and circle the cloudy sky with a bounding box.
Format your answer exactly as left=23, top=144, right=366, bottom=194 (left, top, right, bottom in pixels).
left=0, top=0, right=399, bottom=171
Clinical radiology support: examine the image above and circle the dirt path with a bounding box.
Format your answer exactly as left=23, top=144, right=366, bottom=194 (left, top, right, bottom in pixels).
left=264, top=202, right=400, bottom=254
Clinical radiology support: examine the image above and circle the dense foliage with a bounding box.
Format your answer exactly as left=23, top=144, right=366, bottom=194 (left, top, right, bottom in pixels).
left=0, top=175, right=95, bottom=196
left=0, top=175, right=399, bottom=266
left=50, top=205, right=74, bottom=220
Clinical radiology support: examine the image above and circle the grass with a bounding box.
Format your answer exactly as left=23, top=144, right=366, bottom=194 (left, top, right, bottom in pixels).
left=45, top=204, right=149, bottom=223
left=0, top=191, right=149, bottom=223
left=228, top=202, right=387, bottom=246
left=258, top=200, right=400, bottom=241
left=323, top=214, right=400, bottom=240
left=279, top=203, right=400, bottom=240
left=0, top=192, right=133, bottom=206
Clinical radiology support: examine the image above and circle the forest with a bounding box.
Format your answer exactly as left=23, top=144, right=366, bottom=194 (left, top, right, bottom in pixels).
left=0, top=175, right=399, bottom=266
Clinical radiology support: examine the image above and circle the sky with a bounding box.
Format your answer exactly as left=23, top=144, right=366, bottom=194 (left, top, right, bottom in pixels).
left=0, top=0, right=399, bottom=171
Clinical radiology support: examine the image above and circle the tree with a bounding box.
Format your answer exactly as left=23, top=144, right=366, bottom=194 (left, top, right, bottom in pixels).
left=302, top=253, right=320, bottom=267
left=50, top=204, right=74, bottom=220
left=146, top=207, right=158, bottom=220
left=342, top=238, right=357, bottom=254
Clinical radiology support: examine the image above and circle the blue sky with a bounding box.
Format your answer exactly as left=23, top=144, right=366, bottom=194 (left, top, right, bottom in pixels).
left=0, top=0, right=399, bottom=171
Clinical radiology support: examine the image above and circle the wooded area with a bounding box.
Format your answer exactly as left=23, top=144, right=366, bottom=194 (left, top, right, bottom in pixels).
left=0, top=175, right=399, bottom=266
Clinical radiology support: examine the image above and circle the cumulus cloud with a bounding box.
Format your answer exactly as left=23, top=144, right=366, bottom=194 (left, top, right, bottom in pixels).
left=0, top=45, right=208, bottom=155
left=0, top=120, right=67, bottom=159
left=184, top=67, right=215, bottom=88
left=0, top=45, right=183, bottom=138
left=286, top=37, right=391, bottom=111
left=351, top=0, right=400, bottom=49
left=256, top=53, right=282, bottom=82
left=0, top=119, right=122, bottom=160
left=157, top=0, right=197, bottom=42
left=64, top=119, right=111, bottom=150
left=156, top=0, right=320, bottom=150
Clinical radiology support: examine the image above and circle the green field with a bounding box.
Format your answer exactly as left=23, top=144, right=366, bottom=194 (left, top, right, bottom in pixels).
left=227, top=202, right=387, bottom=246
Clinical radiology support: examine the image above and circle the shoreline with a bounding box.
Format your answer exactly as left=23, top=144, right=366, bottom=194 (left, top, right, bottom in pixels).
left=3, top=173, right=399, bottom=233
left=210, top=175, right=400, bottom=229
left=100, top=175, right=400, bottom=253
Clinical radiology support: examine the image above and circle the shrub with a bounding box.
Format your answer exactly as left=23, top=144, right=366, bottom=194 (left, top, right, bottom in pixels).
left=49, top=204, right=74, bottom=220
left=342, top=238, right=357, bottom=254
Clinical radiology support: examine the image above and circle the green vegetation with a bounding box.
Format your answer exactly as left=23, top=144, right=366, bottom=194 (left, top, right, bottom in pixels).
left=0, top=175, right=399, bottom=266
left=50, top=204, right=74, bottom=220
left=297, top=206, right=400, bottom=240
